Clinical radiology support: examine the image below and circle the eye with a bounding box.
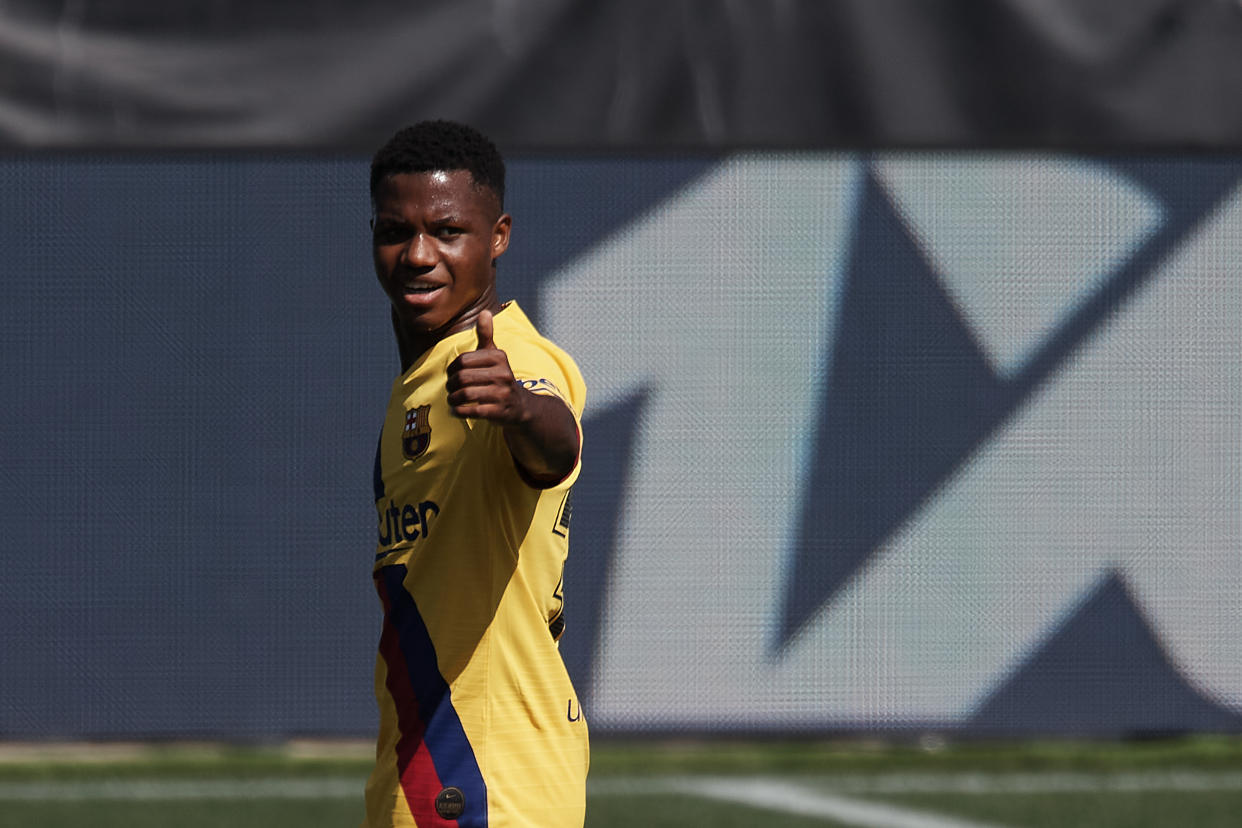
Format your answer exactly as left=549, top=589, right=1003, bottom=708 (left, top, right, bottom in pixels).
left=433, top=225, right=464, bottom=239
left=372, top=222, right=412, bottom=245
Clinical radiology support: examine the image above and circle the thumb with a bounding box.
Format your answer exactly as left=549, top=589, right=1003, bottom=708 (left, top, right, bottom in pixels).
left=475, top=310, right=495, bottom=350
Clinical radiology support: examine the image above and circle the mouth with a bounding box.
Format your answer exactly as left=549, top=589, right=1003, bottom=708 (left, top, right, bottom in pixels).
left=397, top=282, right=444, bottom=302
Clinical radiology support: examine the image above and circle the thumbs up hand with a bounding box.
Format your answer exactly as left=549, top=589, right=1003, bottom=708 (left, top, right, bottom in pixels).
left=446, top=310, right=525, bottom=423
left=447, top=308, right=581, bottom=486
left=474, top=308, right=496, bottom=351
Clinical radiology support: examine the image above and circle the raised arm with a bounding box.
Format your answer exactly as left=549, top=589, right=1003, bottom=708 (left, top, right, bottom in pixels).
left=445, top=310, right=580, bottom=487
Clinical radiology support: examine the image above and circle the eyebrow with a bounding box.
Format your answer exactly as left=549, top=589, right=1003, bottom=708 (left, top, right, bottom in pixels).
left=372, top=211, right=470, bottom=224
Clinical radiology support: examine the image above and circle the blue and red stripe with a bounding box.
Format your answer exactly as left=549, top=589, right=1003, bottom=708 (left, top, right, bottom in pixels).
left=376, top=565, right=488, bottom=827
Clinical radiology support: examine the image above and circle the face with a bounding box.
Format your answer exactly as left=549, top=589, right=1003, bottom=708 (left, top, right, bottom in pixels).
left=372, top=169, right=511, bottom=338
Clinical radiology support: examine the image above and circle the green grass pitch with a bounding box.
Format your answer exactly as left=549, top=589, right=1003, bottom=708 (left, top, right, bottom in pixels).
left=1, top=736, right=1240, bottom=827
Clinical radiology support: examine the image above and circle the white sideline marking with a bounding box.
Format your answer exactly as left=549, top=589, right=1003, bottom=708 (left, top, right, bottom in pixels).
left=590, top=771, right=1242, bottom=826
left=588, top=770, right=1242, bottom=796
left=679, top=777, right=1007, bottom=828
left=2, top=770, right=1241, bottom=806
left=798, top=771, right=1242, bottom=794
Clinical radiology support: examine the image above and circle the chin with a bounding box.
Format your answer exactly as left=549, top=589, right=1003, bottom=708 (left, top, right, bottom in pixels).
left=391, top=302, right=435, bottom=325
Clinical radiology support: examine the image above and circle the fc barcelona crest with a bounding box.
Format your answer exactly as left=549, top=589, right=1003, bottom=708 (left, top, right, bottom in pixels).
left=402, top=405, right=431, bottom=460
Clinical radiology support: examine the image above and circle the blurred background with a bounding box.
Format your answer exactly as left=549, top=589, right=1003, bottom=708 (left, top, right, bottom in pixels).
left=2, top=1, right=1241, bottom=825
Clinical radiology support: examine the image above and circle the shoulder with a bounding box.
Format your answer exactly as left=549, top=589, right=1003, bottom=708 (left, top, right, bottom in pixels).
left=494, top=303, right=586, bottom=411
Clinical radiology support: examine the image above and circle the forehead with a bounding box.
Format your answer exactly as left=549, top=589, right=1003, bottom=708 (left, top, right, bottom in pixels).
left=373, top=169, right=497, bottom=218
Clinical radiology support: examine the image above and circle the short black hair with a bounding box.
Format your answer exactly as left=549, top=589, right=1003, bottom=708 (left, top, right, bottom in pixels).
left=370, top=120, right=505, bottom=209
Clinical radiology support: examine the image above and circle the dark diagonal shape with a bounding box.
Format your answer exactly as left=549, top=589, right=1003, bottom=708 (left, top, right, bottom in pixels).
left=505, top=158, right=717, bottom=323
left=495, top=160, right=713, bottom=698
left=560, top=388, right=653, bottom=709
left=779, top=170, right=1005, bottom=647
left=779, top=160, right=1242, bottom=650
left=969, top=571, right=1242, bottom=734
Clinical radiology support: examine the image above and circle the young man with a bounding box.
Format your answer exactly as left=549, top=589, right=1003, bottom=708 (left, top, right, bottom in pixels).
left=364, top=121, right=588, bottom=828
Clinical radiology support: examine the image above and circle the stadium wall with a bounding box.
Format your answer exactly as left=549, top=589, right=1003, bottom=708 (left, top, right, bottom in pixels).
left=1, top=152, right=1239, bottom=739
left=3, top=0, right=1242, bottom=151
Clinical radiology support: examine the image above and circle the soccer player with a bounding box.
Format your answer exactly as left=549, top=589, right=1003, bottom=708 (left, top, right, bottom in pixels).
left=363, top=121, right=588, bottom=827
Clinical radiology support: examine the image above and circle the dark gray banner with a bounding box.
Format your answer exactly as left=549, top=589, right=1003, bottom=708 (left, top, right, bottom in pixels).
left=3, top=0, right=1242, bottom=150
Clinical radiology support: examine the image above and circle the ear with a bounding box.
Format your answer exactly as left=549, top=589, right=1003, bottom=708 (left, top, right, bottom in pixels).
left=491, top=213, right=512, bottom=261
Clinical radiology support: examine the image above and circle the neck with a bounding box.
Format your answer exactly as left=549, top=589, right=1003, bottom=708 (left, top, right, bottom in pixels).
left=391, top=297, right=505, bottom=373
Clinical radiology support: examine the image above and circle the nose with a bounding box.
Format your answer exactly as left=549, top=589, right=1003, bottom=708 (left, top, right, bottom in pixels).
left=402, top=233, right=436, bottom=268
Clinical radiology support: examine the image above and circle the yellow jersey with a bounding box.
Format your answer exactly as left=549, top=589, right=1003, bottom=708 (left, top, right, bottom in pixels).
left=364, top=302, right=588, bottom=828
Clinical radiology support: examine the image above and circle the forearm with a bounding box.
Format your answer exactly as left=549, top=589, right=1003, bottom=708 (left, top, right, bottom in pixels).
left=444, top=310, right=582, bottom=486
left=502, top=391, right=581, bottom=488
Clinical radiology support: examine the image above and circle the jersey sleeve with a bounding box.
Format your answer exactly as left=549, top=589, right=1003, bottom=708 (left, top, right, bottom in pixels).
left=498, top=331, right=587, bottom=490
